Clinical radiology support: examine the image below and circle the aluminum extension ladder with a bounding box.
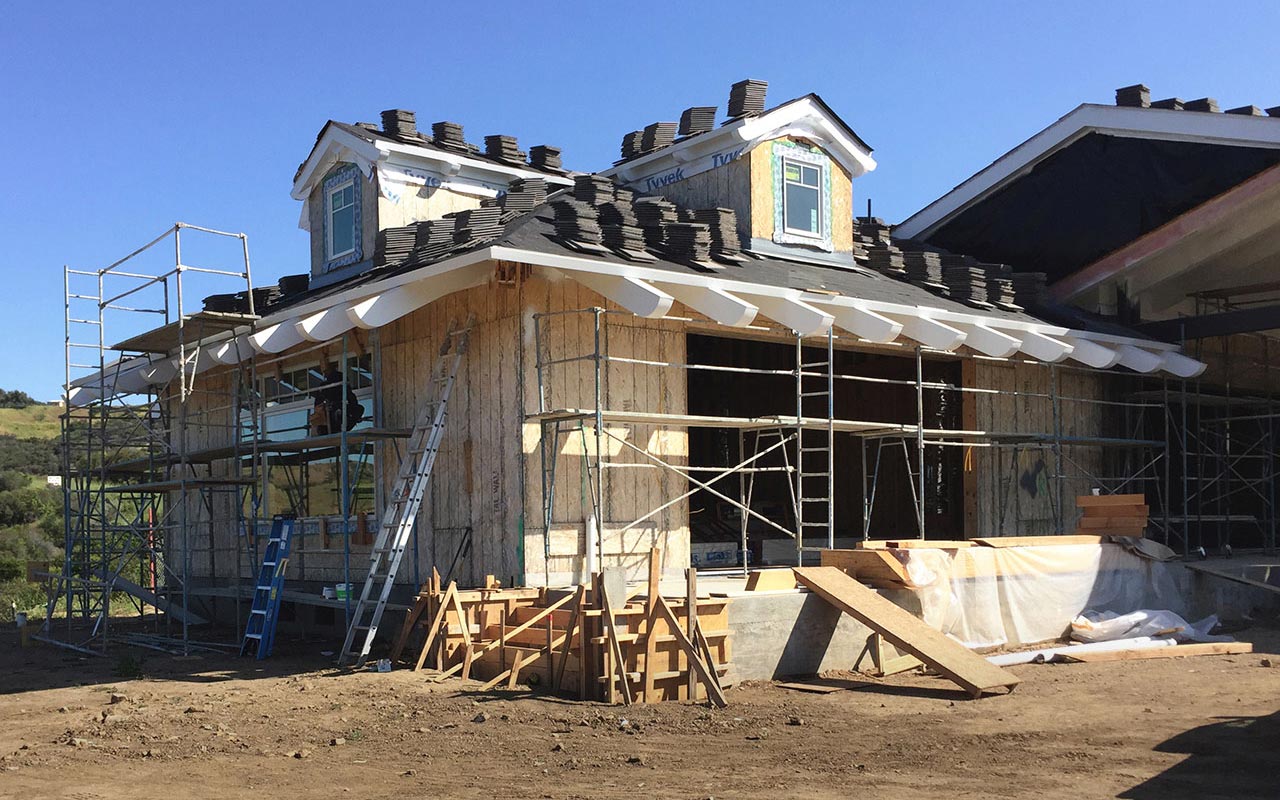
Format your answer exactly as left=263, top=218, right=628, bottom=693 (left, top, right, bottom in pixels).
left=240, top=515, right=296, bottom=659
left=794, top=332, right=835, bottom=559
left=337, top=319, right=472, bottom=667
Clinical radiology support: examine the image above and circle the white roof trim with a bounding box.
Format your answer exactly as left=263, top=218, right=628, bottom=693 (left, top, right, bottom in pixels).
left=601, top=96, right=876, bottom=193
left=897, top=103, right=1280, bottom=240
left=291, top=125, right=573, bottom=203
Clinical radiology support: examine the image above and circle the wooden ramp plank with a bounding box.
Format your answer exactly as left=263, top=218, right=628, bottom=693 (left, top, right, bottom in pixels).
left=792, top=566, right=1019, bottom=698
left=97, top=569, right=208, bottom=626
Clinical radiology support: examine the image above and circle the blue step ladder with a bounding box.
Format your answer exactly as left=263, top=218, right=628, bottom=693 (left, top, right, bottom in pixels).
left=240, top=516, right=296, bottom=659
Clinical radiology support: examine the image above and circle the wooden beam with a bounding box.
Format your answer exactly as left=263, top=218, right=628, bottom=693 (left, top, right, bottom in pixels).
left=1018, top=330, right=1073, bottom=363
left=296, top=303, right=358, bottom=342
left=1115, top=344, right=1165, bottom=373
left=1064, top=337, right=1122, bottom=369
left=658, top=283, right=758, bottom=327
left=894, top=315, right=966, bottom=351
left=740, top=293, right=834, bottom=335
left=654, top=597, right=727, bottom=707
left=568, top=272, right=674, bottom=319
left=250, top=319, right=306, bottom=354
left=413, top=582, right=457, bottom=672
left=962, top=324, right=1021, bottom=358
left=793, top=566, right=1020, bottom=698
left=821, top=303, right=903, bottom=343
left=1057, top=641, right=1253, bottom=663
left=347, top=262, right=492, bottom=329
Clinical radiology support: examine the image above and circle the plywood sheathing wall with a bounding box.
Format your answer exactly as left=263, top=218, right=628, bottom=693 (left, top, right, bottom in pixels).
left=966, top=359, right=1106, bottom=536
left=748, top=137, right=855, bottom=254
left=518, top=275, right=690, bottom=587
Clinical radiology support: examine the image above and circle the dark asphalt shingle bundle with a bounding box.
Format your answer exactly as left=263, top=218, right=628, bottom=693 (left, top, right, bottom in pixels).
left=943, top=265, right=990, bottom=305
left=1151, top=97, right=1184, bottom=110
left=484, top=135, right=525, bottom=163
left=865, top=244, right=907, bottom=277
left=381, top=109, right=425, bottom=140
left=376, top=225, right=417, bottom=265
left=411, top=217, right=458, bottom=262
left=598, top=201, right=648, bottom=253
left=1011, top=272, right=1049, bottom=308
left=1184, top=97, right=1220, bottom=113
left=983, top=264, right=1017, bottom=307
left=277, top=274, right=310, bottom=296
left=727, top=79, right=768, bottom=118
left=662, top=222, right=713, bottom=263
left=614, top=187, right=635, bottom=205
left=574, top=174, right=616, bottom=206
left=903, top=251, right=944, bottom=286
left=691, top=208, right=743, bottom=260
left=501, top=178, right=547, bottom=214
left=856, top=218, right=893, bottom=247
left=550, top=198, right=604, bottom=244
left=1114, top=84, right=1150, bottom=108
left=528, top=145, right=563, bottom=171
left=641, top=122, right=677, bottom=153
left=679, top=106, right=718, bottom=136
left=431, top=121, right=470, bottom=151
left=452, top=207, right=504, bottom=244
left=633, top=196, right=677, bottom=248
left=620, top=131, right=643, bottom=161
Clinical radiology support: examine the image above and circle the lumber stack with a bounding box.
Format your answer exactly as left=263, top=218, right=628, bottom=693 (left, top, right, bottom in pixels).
left=1073, top=493, right=1149, bottom=537
left=392, top=550, right=731, bottom=706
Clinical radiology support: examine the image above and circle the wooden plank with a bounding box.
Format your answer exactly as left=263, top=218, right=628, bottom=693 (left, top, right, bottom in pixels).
left=1077, top=516, right=1147, bottom=529
left=883, top=540, right=975, bottom=549
left=643, top=547, right=661, bottom=702
left=654, top=596, right=727, bottom=708
left=1075, top=494, right=1145, bottom=507
left=686, top=568, right=698, bottom=700
left=793, top=566, right=1020, bottom=697
left=972, top=535, right=1107, bottom=548
left=819, top=548, right=912, bottom=588
left=744, top=568, right=799, bottom=591
left=1081, top=505, right=1148, bottom=518
left=775, top=680, right=855, bottom=694
left=600, top=589, right=633, bottom=705
left=1057, top=641, right=1253, bottom=663
left=413, top=583, right=456, bottom=672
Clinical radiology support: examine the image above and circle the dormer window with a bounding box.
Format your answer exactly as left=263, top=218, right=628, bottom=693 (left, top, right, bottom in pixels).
left=322, top=164, right=363, bottom=270
left=771, top=142, right=833, bottom=252
left=783, top=159, right=823, bottom=237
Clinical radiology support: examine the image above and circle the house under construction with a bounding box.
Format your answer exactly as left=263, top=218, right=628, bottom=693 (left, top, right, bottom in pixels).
left=48, top=81, right=1280, bottom=680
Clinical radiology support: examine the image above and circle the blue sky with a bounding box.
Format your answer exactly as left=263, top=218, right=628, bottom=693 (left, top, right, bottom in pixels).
left=3, top=1, right=1278, bottom=400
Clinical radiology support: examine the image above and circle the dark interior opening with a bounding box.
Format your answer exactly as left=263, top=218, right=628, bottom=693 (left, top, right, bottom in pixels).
left=686, top=333, right=964, bottom=566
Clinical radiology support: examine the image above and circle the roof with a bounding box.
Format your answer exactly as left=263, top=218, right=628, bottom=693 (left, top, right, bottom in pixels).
left=895, top=102, right=1280, bottom=282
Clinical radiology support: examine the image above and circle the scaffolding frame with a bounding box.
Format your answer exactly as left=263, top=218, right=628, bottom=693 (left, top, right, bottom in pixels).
left=529, top=307, right=1175, bottom=579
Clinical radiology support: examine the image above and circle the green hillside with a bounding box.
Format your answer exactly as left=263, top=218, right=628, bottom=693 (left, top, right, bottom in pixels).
left=0, top=397, right=63, bottom=622
left=0, top=402, right=62, bottom=440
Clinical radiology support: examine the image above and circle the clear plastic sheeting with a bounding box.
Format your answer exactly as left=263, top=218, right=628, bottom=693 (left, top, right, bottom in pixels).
left=1070, top=609, right=1230, bottom=644
left=904, top=543, right=1186, bottom=649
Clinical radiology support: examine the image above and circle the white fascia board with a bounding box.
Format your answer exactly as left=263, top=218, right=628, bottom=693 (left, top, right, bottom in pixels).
left=210, top=334, right=254, bottom=365
left=1159, top=350, right=1208, bottom=378
left=961, top=324, right=1022, bottom=358
left=140, top=358, right=177, bottom=385
left=603, top=97, right=876, bottom=193
left=1063, top=336, right=1122, bottom=369
left=1115, top=344, right=1166, bottom=373
left=67, top=386, right=101, bottom=407
left=296, top=303, right=359, bottom=342
left=1018, top=330, right=1074, bottom=362
left=291, top=130, right=383, bottom=200
left=890, top=314, right=967, bottom=351
left=810, top=300, right=902, bottom=342
left=897, top=103, right=1280, bottom=240
left=346, top=260, right=495, bottom=330
left=251, top=320, right=307, bottom=354
left=732, top=292, right=834, bottom=336
left=563, top=271, right=674, bottom=319
left=656, top=282, right=758, bottom=327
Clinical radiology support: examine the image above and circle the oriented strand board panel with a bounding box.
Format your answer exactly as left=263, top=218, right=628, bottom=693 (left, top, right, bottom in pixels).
left=793, top=566, right=1020, bottom=697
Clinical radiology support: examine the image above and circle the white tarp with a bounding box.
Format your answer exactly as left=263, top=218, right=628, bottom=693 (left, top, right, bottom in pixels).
left=902, top=543, right=1186, bottom=649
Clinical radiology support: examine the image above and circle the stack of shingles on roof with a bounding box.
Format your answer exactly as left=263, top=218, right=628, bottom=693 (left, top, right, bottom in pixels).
left=859, top=219, right=908, bottom=278
left=1011, top=272, right=1049, bottom=308
left=984, top=265, right=1019, bottom=309
left=529, top=145, right=563, bottom=171
left=633, top=196, right=677, bottom=248
left=942, top=261, right=990, bottom=307
left=692, top=208, right=745, bottom=262
left=903, top=250, right=946, bottom=293
left=641, top=122, right=678, bottom=153
left=411, top=217, right=458, bottom=263
left=500, top=177, right=547, bottom=220
left=550, top=196, right=606, bottom=251
left=484, top=135, right=525, bottom=164
left=727, top=79, right=768, bottom=119
left=619, top=131, right=644, bottom=162
left=678, top=106, right=717, bottom=137
left=431, top=121, right=474, bottom=153
left=453, top=207, right=504, bottom=245
left=666, top=209, right=715, bottom=266
left=376, top=226, right=417, bottom=266
left=598, top=197, right=651, bottom=260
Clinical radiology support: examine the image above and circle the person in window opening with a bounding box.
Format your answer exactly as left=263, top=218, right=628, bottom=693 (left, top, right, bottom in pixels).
left=312, top=367, right=364, bottom=435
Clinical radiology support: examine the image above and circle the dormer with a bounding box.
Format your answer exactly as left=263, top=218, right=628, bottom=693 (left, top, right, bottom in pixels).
left=601, top=90, right=876, bottom=268
left=292, top=110, right=574, bottom=287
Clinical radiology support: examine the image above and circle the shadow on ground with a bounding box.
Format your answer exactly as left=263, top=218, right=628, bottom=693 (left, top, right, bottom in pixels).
left=1120, top=711, right=1280, bottom=799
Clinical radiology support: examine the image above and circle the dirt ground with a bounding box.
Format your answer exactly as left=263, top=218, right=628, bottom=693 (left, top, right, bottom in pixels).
left=1, top=623, right=1278, bottom=800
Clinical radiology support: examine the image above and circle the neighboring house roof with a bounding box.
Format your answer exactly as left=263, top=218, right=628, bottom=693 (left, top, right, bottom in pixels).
left=895, top=103, right=1280, bottom=283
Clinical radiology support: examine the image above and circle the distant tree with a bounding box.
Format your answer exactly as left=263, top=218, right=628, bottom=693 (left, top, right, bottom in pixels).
left=0, top=436, right=58, bottom=475
left=0, top=390, right=37, bottom=409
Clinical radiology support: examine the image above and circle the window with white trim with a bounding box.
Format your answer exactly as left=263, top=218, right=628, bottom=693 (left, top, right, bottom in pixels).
left=782, top=158, right=823, bottom=238
left=327, top=179, right=357, bottom=259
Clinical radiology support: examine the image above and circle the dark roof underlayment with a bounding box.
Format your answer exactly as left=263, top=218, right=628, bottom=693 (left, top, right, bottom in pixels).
left=925, top=133, right=1280, bottom=282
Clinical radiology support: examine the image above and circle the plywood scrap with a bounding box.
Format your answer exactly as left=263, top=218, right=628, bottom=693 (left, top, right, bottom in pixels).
left=745, top=568, right=799, bottom=591
left=1055, top=641, right=1252, bottom=663
left=819, top=548, right=912, bottom=588
left=971, top=535, right=1107, bottom=548
left=793, top=566, right=1020, bottom=698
